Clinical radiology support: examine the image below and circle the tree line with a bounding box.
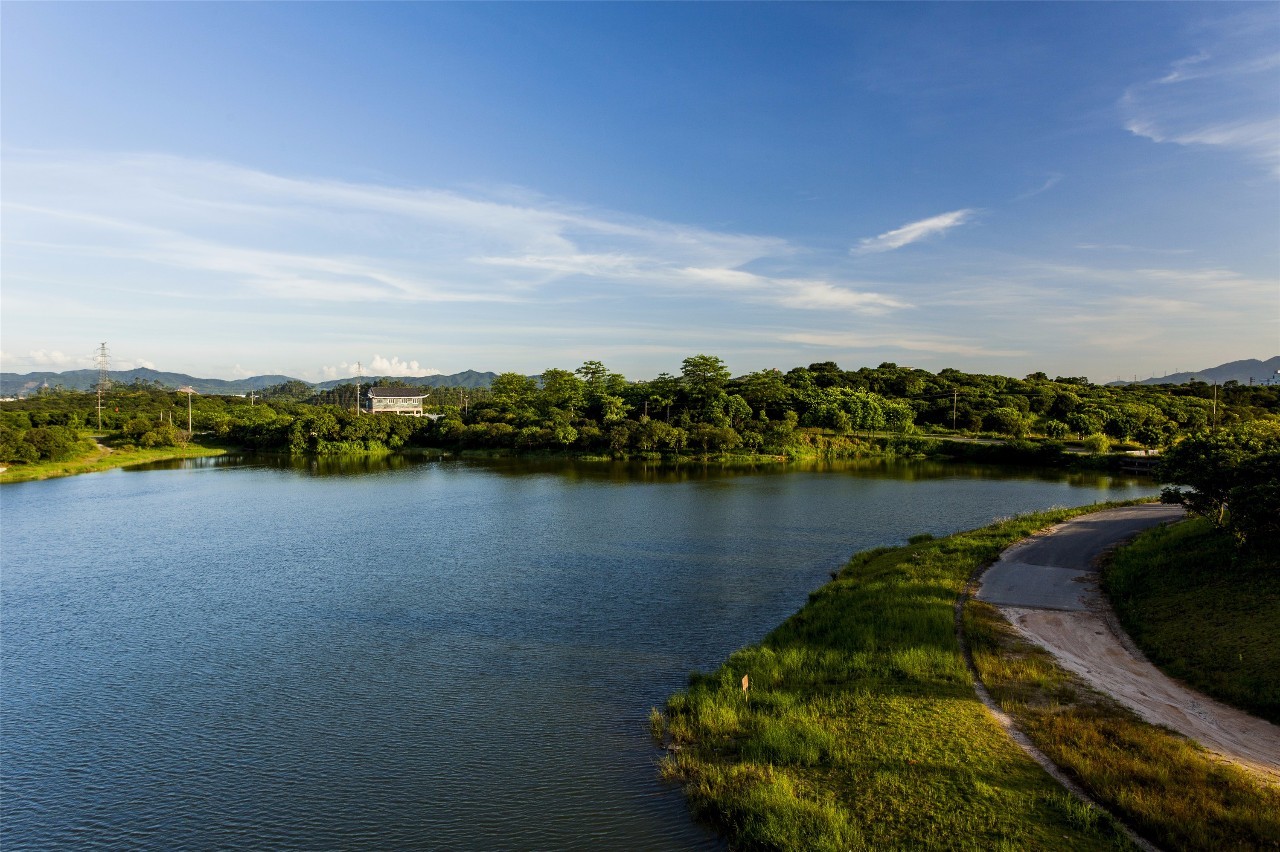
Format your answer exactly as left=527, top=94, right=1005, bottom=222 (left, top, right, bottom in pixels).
left=3, top=355, right=1278, bottom=464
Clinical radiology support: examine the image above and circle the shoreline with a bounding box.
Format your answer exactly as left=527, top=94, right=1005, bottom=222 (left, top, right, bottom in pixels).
left=0, top=444, right=229, bottom=484
left=655, top=502, right=1278, bottom=850
left=0, top=438, right=1146, bottom=485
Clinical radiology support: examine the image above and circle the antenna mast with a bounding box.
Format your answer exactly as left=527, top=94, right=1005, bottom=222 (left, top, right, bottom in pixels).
left=95, top=342, right=111, bottom=430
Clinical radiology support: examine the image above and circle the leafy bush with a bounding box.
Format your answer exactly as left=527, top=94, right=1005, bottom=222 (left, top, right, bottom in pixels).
left=1080, top=433, right=1110, bottom=454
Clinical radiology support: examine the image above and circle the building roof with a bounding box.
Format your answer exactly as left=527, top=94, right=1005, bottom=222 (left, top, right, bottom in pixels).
left=365, top=387, right=427, bottom=399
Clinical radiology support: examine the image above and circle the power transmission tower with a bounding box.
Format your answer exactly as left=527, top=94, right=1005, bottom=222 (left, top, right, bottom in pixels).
left=354, top=361, right=363, bottom=414
left=95, top=342, right=111, bottom=430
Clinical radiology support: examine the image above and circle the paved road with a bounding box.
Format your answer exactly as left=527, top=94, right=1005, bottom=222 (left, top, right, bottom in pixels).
left=977, top=504, right=1280, bottom=785
left=978, top=504, right=1183, bottom=611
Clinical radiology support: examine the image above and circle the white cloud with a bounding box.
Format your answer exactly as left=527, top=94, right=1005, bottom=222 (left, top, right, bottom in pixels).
left=1121, top=17, right=1280, bottom=176
left=320, top=356, right=441, bottom=379
left=769, top=279, right=909, bottom=313
left=1, top=349, right=92, bottom=370
left=853, top=209, right=978, bottom=255
left=368, top=355, right=441, bottom=377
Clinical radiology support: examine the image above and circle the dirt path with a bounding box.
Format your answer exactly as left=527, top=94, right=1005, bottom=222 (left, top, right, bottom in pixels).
left=979, top=505, right=1280, bottom=785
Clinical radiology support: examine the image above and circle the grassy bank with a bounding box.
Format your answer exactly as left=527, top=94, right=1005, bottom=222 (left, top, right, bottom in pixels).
left=656, top=505, right=1280, bottom=850
left=654, top=506, right=1140, bottom=851
left=1103, top=518, right=1280, bottom=724
left=966, top=599, right=1280, bottom=850
left=0, top=443, right=227, bottom=483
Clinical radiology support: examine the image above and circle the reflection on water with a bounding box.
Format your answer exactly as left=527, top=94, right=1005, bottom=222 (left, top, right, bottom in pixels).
left=129, top=449, right=1152, bottom=490
left=3, top=455, right=1157, bottom=850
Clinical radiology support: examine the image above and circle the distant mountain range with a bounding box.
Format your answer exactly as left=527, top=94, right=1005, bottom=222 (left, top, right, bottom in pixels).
left=6, top=357, right=1276, bottom=398
left=0, top=367, right=499, bottom=397
left=1109, top=357, right=1280, bottom=387
left=314, top=370, right=497, bottom=391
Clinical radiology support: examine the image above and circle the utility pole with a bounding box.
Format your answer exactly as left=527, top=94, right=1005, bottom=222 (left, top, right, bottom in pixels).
left=94, top=342, right=111, bottom=431
left=177, top=386, right=197, bottom=434
left=1212, top=383, right=1218, bottom=430
left=951, top=388, right=958, bottom=432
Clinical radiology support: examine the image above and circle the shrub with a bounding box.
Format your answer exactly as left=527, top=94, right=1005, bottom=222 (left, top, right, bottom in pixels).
left=1080, top=433, right=1110, bottom=454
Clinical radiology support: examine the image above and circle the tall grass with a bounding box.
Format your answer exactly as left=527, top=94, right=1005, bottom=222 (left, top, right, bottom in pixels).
left=657, top=506, right=1138, bottom=850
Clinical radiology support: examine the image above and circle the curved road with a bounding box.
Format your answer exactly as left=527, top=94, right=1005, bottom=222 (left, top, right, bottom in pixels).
left=977, top=504, right=1280, bottom=785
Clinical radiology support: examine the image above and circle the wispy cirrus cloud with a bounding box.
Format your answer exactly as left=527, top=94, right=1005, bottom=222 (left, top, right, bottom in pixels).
left=1013, top=173, right=1063, bottom=201
left=853, top=208, right=978, bottom=255
left=2, top=150, right=903, bottom=320
left=1121, top=13, right=1280, bottom=176
left=777, top=330, right=1026, bottom=359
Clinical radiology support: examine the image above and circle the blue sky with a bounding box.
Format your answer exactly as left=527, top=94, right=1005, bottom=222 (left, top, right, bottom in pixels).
left=2, top=2, right=1276, bottom=383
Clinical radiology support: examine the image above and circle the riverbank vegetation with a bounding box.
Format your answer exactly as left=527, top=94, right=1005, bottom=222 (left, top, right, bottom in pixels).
left=654, top=506, right=1140, bottom=851
left=654, top=505, right=1280, bottom=850
left=4, top=357, right=1277, bottom=473
left=0, top=441, right=227, bottom=483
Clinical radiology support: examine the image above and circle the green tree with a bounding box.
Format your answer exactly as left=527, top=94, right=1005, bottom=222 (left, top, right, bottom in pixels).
left=681, top=355, right=731, bottom=410
left=539, top=369, right=585, bottom=417
left=1159, top=421, right=1280, bottom=550
left=736, top=369, right=792, bottom=419
left=985, top=407, right=1030, bottom=438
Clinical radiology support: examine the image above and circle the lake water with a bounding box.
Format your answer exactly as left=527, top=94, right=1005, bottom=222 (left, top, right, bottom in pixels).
left=0, top=455, right=1157, bottom=850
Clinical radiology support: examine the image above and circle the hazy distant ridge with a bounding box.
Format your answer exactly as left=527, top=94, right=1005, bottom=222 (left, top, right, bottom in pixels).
left=313, top=370, right=496, bottom=391
left=0, top=367, right=498, bottom=396
left=6, top=358, right=1276, bottom=397
left=1114, top=357, right=1280, bottom=387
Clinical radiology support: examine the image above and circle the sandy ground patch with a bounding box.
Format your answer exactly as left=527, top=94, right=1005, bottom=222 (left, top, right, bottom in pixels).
left=1001, top=604, right=1280, bottom=784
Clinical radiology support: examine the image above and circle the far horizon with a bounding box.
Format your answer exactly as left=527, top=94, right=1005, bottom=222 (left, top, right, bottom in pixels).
left=4, top=354, right=1278, bottom=390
